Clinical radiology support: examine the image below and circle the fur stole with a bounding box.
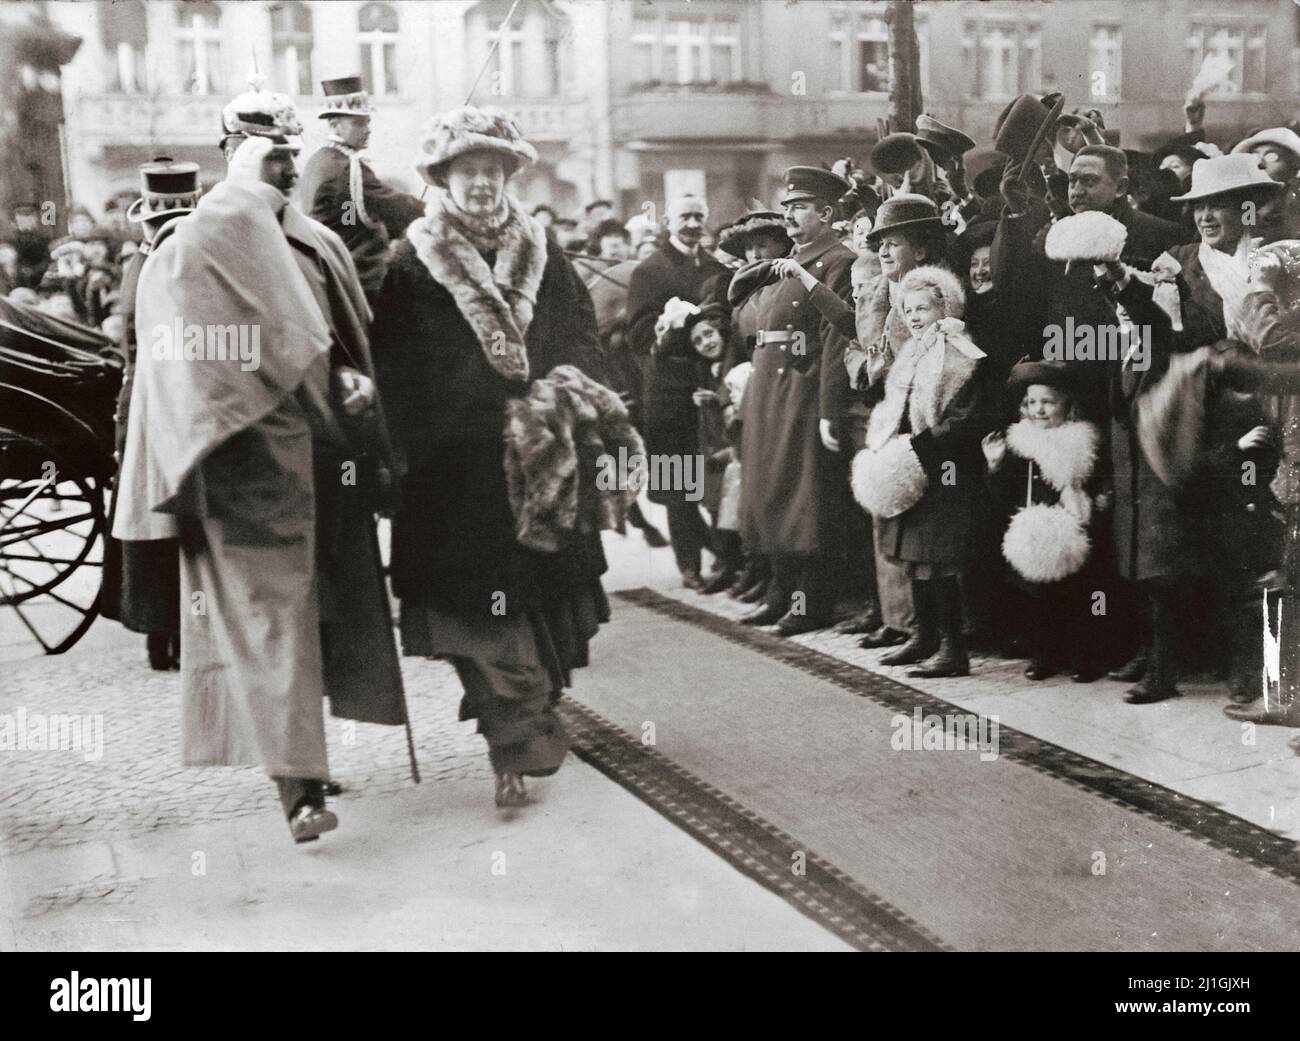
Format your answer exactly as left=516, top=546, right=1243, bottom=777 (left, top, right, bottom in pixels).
left=1004, top=419, right=1098, bottom=494
left=406, top=191, right=547, bottom=382
left=502, top=364, right=645, bottom=552
left=865, top=318, right=984, bottom=452
left=847, top=274, right=911, bottom=389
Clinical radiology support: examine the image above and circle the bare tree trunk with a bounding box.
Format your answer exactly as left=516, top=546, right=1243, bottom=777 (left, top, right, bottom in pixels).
left=887, top=1, right=922, bottom=134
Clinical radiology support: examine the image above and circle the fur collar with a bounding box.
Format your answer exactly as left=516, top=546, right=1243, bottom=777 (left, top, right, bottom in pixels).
left=856, top=274, right=913, bottom=386
left=406, top=194, right=547, bottom=382
left=866, top=319, right=982, bottom=450
left=1005, top=418, right=1098, bottom=491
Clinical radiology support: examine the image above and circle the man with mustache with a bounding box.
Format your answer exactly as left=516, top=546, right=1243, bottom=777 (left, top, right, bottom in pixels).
left=737, top=166, right=858, bottom=635
left=625, top=194, right=730, bottom=588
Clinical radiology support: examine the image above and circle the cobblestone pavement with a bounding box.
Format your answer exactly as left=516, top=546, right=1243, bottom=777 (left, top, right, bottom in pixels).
left=0, top=646, right=485, bottom=855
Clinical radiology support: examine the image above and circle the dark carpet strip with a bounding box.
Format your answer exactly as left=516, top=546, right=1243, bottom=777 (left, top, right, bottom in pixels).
left=615, top=587, right=1300, bottom=887
left=558, top=697, right=951, bottom=951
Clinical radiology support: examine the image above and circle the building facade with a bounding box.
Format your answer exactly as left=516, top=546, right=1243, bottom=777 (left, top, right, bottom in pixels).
left=36, top=0, right=1300, bottom=230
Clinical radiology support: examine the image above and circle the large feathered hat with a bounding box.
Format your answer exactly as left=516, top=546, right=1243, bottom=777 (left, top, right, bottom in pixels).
left=415, top=105, right=538, bottom=184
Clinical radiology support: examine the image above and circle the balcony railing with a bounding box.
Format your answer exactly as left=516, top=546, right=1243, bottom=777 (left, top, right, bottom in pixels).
left=71, top=93, right=228, bottom=143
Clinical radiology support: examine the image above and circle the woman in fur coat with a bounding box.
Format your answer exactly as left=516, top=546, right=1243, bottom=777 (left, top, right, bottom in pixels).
left=850, top=265, right=986, bottom=677
left=370, top=106, right=611, bottom=809
left=983, top=362, right=1107, bottom=681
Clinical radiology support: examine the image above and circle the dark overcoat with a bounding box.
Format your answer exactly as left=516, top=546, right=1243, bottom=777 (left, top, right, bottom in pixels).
left=738, top=235, right=856, bottom=555
left=625, top=242, right=728, bottom=505
left=369, top=231, right=609, bottom=622
left=298, top=144, right=426, bottom=301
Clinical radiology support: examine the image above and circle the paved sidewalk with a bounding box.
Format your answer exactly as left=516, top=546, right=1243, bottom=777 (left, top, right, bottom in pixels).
left=0, top=581, right=846, bottom=950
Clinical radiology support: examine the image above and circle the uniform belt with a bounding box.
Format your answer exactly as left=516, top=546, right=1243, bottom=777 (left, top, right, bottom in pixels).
left=755, top=330, right=795, bottom=346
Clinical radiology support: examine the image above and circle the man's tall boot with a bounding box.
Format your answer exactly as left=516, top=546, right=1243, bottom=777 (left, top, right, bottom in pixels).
left=1125, top=591, right=1180, bottom=704
left=909, top=577, right=971, bottom=678
left=880, top=579, right=939, bottom=666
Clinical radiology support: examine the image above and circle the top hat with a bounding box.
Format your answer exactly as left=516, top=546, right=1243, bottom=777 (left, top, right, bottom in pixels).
left=126, top=157, right=201, bottom=224
left=865, top=193, right=943, bottom=247
left=1170, top=153, right=1285, bottom=202
left=778, top=166, right=852, bottom=206
left=870, top=133, right=925, bottom=177
left=994, top=92, right=1066, bottom=173
left=717, top=210, right=791, bottom=259
left=221, top=75, right=304, bottom=151
left=915, top=115, right=976, bottom=164
left=319, top=75, right=373, bottom=119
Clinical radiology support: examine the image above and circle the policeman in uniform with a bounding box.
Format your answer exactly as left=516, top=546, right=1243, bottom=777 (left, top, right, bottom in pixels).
left=298, top=75, right=425, bottom=302
left=737, top=166, right=858, bottom=635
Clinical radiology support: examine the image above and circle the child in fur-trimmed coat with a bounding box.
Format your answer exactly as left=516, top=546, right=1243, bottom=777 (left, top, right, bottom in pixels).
left=983, top=361, right=1109, bottom=682
left=850, top=265, right=987, bottom=678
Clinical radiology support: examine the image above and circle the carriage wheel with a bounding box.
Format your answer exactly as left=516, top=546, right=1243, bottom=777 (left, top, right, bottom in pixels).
left=0, top=427, right=104, bottom=655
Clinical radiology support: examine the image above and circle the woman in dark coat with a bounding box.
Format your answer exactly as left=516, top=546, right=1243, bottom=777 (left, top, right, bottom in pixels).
left=370, top=106, right=611, bottom=808
left=1139, top=155, right=1286, bottom=702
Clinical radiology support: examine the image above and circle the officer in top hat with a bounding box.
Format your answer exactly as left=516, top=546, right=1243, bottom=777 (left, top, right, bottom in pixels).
left=298, top=75, right=425, bottom=302
left=732, top=165, right=859, bottom=636
left=101, top=156, right=201, bottom=672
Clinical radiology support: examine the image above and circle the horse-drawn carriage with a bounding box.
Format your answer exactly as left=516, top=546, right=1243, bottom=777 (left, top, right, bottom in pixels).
left=0, top=297, right=121, bottom=654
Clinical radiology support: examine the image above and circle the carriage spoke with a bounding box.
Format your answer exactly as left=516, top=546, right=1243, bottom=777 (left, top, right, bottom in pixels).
left=0, top=551, right=101, bottom=567
left=7, top=600, right=53, bottom=653
left=0, top=513, right=96, bottom=546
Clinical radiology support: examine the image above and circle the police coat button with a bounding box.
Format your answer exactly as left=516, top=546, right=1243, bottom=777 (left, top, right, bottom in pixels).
left=777, top=368, right=785, bottom=374
left=792, top=300, right=799, bottom=307
left=815, top=261, right=823, bottom=268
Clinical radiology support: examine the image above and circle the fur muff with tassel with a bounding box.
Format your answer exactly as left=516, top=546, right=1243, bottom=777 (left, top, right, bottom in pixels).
left=1000, top=418, right=1099, bottom=583
left=503, top=364, right=645, bottom=553
left=852, top=434, right=928, bottom=519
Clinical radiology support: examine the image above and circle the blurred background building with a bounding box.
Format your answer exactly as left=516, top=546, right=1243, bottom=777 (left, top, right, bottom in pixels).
left=6, top=0, right=1300, bottom=231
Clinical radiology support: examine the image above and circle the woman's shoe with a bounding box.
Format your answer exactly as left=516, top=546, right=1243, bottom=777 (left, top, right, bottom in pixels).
left=832, top=606, right=883, bottom=635
left=1024, top=661, right=1057, bottom=681
left=494, top=771, right=528, bottom=808
left=736, top=579, right=769, bottom=604
left=289, top=805, right=338, bottom=844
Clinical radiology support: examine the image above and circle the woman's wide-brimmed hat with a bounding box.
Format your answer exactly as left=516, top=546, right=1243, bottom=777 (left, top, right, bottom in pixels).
left=683, top=301, right=731, bottom=337
left=415, top=105, right=538, bottom=185
left=1231, top=127, right=1300, bottom=161
left=865, top=193, right=943, bottom=247
left=1008, top=357, right=1078, bottom=395
left=965, top=146, right=1009, bottom=196
left=717, top=210, right=791, bottom=258
left=994, top=91, right=1066, bottom=172
left=1170, top=153, right=1284, bottom=202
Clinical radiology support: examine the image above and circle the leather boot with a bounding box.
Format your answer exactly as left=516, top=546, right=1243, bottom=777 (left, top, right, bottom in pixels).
left=1108, top=648, right=1148, bottom=683
left=1125, top=595, right=1180, bottom=703
left=908, top=578, right=970, bottom=678
left=880, top=580, right=939, bottom=666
